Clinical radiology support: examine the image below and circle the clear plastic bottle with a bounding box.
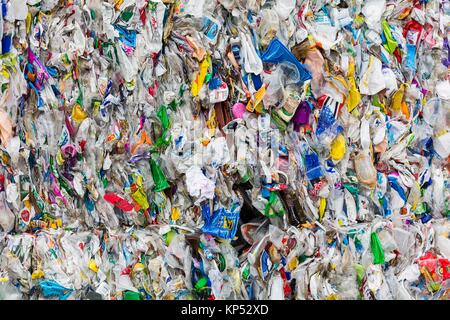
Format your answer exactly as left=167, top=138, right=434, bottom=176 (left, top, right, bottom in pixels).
left=354, top=150, right=377, bottom=189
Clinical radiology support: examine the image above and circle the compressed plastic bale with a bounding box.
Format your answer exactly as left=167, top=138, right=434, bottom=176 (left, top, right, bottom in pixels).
left=0, top=0, right=447, bottom=302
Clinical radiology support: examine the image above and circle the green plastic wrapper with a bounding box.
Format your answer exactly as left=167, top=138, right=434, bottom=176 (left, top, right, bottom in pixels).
left=382, top=20, right=398, bottom=54
left=123, top=291, right=143, bottom=300
left=150, top=157, right=170, bottom=192
left=370, top=232, right=385, bottom=265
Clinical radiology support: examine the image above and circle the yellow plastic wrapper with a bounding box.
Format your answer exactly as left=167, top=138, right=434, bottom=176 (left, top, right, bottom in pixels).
left=346, top=59, right=361, bottom=113
left=133, top=263, right=145, bottom=273
left=71, top=104, right=88, bottom=122
left=247, top=83, right=268, bottom=113
left=288, top=257, right=299, bottom=271
left=31, top=270, right=45, bottom=280
left=319, top=197, right=327, bottom=221
left=191, top=57, right=210, bottom=97
left=56, top=149, right=65, bottom=165
left=0, top=65, right=9, bottom=79
left=131, top=187, right=150, bottom=211
left=88, top=259, right=99, bottom=273
left=330, top=134, right=346, bottom=161
left=26, top=12, right=32, bottom=33
left=390, top=84, right=406, bottom=113
left=171, top=207, right=180, bottom=221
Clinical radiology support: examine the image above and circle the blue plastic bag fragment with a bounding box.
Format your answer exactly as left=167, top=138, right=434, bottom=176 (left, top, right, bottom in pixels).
left=405, top=44, right=417, bottom=72
left=260, top=250, right=270, bottom=280
left=261, top=38, right=312, bottom=83
left=39, top=280, right=73, bottom=300
left=304, top=152, right=324, bottom=181
left=201, top=203, right=240, bottom=240
left=114, top=25, right=137, bottom=48
left=1, top=34, right=11, bottom=54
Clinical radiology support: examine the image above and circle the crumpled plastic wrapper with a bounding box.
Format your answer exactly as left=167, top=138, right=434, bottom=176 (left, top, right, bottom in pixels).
left=0, top=0, right=449, bottom=300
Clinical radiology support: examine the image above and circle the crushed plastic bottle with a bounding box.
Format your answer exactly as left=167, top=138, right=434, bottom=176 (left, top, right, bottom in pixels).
left=0, top=0, right=448, bottom=301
